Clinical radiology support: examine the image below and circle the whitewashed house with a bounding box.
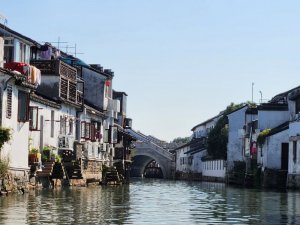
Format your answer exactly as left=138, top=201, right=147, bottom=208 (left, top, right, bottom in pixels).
left=28, top=93, right=78, bottom=160
left=0, top=68, right=35, bottom=176
left=227, top=105, right=255, bottom=169
left=257, top=103, right=289, bottom=171
left=174, top=142, right=191, bottom=178
left=0, top=23, right=40, bottom=178
left=287, top=87, right=300, bottom=188
left=189, top=115, right=221, bottom=175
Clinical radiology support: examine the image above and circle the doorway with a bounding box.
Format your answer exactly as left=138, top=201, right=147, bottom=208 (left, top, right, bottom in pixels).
left=281, top=143, right=289, bottom=170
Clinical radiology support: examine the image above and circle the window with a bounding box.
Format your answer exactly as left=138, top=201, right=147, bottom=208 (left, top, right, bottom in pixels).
left=6, top=86, right=12, bottom=119
left=103, top=129, right=109, bottom=143
left=18, top=91, right=29, bottom=122
left=85, top=123, right=90, bottom=139
left=4, top=38, right=14, bottom=63
left=68, top=118, right=74, bottom=135
left=29, top=106, right=38, bottom=130
left=19, top=42, right=26, bottom=63
left=51, top=110, right=54, bottom=138
left=81, top=121, right=86, bottom=138
left=91, top=123, right=96, bottom=142
left=60, top=116, right=66, bottom=135
left=293, top=141, right=297, bottom=162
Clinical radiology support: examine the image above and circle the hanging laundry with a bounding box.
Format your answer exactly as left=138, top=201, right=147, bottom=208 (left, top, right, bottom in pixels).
left=36, top=68, right=41, bottom=85
left=31, top=66, right=37, bottom=84
left=4, top=62, right=29, bottom=75
left=39, top=44, right=52, bottom=60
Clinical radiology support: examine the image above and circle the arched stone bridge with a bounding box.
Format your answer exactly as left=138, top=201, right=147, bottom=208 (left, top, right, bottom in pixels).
left=126, top=129, right=175, bottom=179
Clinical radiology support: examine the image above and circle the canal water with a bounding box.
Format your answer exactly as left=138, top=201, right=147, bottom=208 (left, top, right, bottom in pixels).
left=1, top=179, right=300, bottom=225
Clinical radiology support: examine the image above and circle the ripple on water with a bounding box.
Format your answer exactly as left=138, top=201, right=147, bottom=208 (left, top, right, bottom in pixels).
left=0, top=180, right=300, bottom=224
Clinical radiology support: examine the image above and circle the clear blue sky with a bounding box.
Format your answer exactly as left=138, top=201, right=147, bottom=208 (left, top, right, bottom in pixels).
left=2, top=1, right=300, bottom=141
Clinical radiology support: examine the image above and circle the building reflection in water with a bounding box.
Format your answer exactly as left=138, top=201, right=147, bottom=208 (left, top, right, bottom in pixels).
left=1, top=181, right=300, bottom=224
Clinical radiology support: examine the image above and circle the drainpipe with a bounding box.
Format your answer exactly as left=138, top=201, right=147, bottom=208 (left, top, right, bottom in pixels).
left=3, top=76, right=15, bottom=91
left=76, top=67, right=84, bottom=141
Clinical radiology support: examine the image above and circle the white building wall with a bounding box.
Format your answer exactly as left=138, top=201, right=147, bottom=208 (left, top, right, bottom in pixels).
left=175, top=145, right=189, bottom=172
left=261, top=130, right=289, bottom=170
left=227, top=106, right=248, bottom=169
left=191, top=150, right=207, bottom=173
left=29, top=102, right=76, bottom=152
left=0, top=81, right=30, bottom=170
left=79, top=111, right=107, bottom=162
left=29, top=101, right=61, bottom=151
left=288, top=138, right=300, bottom=174
left=258, top=110, right=289, bottom=130
left=0, top=37, right=3, bottom=67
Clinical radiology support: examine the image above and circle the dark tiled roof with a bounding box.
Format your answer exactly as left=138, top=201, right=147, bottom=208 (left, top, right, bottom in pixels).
left=30, top=93, right=61, bottom=109
left=257, top=103, right=288, bottom=111
left=191, top=114, right=222, bottom=131
left=0, top=67, right=36, bottom=89
left=0, top=23, right=41, bottom=47
left=266, top=121, right=289, bottom=137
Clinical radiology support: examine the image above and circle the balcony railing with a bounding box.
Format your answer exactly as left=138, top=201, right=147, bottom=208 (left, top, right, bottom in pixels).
left=31, top=60, right=77, bottom=80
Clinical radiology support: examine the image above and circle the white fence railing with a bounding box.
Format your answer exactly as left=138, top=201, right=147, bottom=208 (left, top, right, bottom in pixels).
left=202, top=160, right=226, bottom=178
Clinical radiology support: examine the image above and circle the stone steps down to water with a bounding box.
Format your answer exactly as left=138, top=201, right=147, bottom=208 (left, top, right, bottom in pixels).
left=36, top=162, right=55, bottom=177
left=63, top=162, right=83, bottom=179
left=102, top=167, right=122, bottom=185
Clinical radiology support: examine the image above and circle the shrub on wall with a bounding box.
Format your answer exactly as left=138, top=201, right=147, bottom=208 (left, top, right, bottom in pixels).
left=257, top=128, right=271, bottom=147
left=0, top=127, right=12, bottom=178
left=0, top=127, right=11, bottom=151
left=0, top=158, right=9, bottom=178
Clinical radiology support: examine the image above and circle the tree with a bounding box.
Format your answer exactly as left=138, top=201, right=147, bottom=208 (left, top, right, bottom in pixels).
left=171, top=136, right=191, bottom=144
left=207, top=102, right=245, bottom=159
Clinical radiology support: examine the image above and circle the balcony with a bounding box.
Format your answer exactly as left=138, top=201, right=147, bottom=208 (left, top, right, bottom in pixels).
left=31, top=60, right=77, bottom=81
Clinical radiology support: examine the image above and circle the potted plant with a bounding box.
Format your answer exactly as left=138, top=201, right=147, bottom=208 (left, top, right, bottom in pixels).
left=29, top=147, right=40, bottom=164
left=55, top=154, right=61, bottom=163
left=42, top=145, right=51, bottom=162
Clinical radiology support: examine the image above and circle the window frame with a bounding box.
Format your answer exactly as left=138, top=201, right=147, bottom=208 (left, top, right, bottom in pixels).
left=60, top=115, right=67, bottom=135
left=6, top=85, right=12, bottom=119
left=85, top=122, right=91, bottom=140
left=29, top=106, right=39, bottom=131
left=81, top=121, right=86, bottom=139
left=17, top=90, right=29, bottom=122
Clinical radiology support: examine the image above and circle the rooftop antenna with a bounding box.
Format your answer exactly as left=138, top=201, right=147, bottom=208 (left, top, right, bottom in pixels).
left=64, top=44, right=84, bottom=57
left=252, top=82, right=254, bottom=104
left=42, top=37, right=68, bottom=50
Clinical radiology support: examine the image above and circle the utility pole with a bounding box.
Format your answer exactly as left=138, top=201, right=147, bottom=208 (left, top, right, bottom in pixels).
left=252, top=82, right=254, bottom=104
left=259, top=91, right=262, bottom=103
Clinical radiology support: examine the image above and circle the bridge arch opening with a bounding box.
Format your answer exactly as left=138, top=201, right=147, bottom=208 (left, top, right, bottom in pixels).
left=143, top=160, right=163, bottom=179
left=130, top=155, right=167, bottom=178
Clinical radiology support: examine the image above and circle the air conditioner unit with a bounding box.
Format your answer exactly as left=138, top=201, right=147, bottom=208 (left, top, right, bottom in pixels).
left=58, top=136, right=69, bottom=148
left=99, top=143, right=107, bottom=152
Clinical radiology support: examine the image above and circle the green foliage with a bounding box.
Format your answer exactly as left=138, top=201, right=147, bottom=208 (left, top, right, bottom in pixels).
left=207, top=103, right=245, bottom=159
left=0, top=127, right=11, bottom=151
left=0, top=158, right=9, bottom=178
left=171, top=136, right=191, bottom=144
left=30, top=147, right=39, bottom=154
left=257, top=128, right=271, bottom=146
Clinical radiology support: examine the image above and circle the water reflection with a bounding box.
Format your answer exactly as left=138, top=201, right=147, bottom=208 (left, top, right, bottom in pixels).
left=1, top=180, right=300, bottom=224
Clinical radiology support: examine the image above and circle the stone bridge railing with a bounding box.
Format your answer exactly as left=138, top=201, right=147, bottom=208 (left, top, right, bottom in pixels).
left=134, top=141, right=174, bottom=161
